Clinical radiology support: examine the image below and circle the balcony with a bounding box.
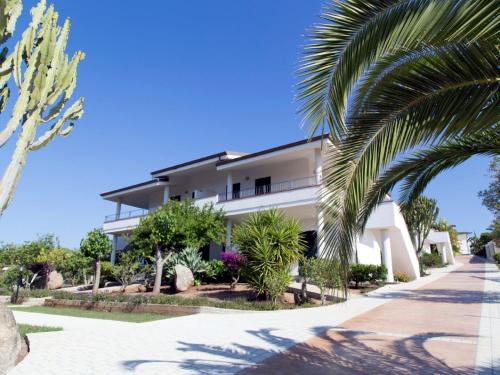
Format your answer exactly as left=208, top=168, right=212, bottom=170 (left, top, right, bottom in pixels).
left=218, top=176, right=318, bottom=202
left=104, top=208, right=149, bottom=223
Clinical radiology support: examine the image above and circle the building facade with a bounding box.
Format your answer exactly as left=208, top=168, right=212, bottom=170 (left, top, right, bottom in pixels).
left=101, top=136, right=420, bottom=281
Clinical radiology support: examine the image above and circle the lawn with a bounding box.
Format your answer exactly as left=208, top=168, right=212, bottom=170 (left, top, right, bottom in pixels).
left=10, top=306, right=173, bottom=323
left=17, top=324, right=62, bottom=337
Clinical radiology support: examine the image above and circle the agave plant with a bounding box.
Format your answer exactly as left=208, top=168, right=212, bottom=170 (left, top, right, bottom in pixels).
left=298, top=0, right=499, bottom=288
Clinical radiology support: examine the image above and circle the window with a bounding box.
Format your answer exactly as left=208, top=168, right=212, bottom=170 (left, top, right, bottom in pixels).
left=171, top=195, right=181, bottom=202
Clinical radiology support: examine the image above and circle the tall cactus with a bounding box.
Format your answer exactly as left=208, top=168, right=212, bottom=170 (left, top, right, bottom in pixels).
left=0, top=0, right=84, bottom=214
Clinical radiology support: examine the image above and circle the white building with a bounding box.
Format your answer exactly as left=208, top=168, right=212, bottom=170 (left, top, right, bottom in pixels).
left=101, top=136, right=420, bottom=281
left=423, top=230, right=456, bottom=265
left=457, top=232, right=471, bottom=255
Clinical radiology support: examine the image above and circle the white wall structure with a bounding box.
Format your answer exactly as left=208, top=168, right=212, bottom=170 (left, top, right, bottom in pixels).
left=485, top=240, right=499, bottom=260
left=100, top=135, right=420, bottom=279
left=424, top=230, right=456, bottom=265
left=457, top=232, right=471, bottom=255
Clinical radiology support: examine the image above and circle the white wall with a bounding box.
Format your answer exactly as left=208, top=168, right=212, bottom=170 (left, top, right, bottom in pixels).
left=357, top=230, right=382, bottom=265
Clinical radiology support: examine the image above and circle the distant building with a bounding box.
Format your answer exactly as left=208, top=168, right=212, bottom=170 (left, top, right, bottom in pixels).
left=457, top=232, right=472, bottom=255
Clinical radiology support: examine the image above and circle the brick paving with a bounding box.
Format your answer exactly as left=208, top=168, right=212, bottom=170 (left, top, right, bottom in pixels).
left=241, top=256, right=500, bottom=374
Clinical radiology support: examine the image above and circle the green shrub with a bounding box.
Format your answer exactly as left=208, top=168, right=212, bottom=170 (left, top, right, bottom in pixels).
left=266, top=270, right=291, bottom=307
left=164, top=247, right=208, bottom=280
left=349, top=264, right=387, bottom=287
left=300, top=258, right=341, bottom=304
left=99, top=261, right=119, bottom=284
left=394, top=272, right=410, bottom=283
left=493, top=253, right=500, bottom=264
left=232, top=209, right=304, bottom=299
left=202, top=259, right=228, bottom=282
left=421, top=252, right=443, bottom=268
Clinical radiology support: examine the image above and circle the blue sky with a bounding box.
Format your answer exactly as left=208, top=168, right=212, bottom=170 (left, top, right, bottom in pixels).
left=0, top=1, right=494, bottom=248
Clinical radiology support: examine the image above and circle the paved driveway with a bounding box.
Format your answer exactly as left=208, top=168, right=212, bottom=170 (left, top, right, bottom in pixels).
left=9, top=256, right=499, bottom=374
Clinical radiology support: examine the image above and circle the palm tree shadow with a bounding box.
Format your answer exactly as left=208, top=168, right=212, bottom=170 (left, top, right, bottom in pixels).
left=120, top=327, right=490, bottom=374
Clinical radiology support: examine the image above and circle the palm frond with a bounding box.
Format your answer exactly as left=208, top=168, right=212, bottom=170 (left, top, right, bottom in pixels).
left=298, top=0, right=499, bottom=140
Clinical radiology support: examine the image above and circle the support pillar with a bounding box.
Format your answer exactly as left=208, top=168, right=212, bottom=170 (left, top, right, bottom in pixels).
left=225, top=220, right=232, bottom=251
left=111, top=235, right=118, bottom=265
left=314, top=148, right=322, bottom=184
left=381, top=229, right=394, bottom=282
left=316, top=208, right=325, bottom=257
left=226, top=173, right=233, bottom=200
left=115, top=201, right=122, bottom=220
left=162, top=185, right=170, bottom=204
left=438, top=243, right=447, bottom=264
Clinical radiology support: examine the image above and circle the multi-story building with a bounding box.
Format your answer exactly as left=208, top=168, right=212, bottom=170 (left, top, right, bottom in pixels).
left=101, top=136, right=420, bottom=281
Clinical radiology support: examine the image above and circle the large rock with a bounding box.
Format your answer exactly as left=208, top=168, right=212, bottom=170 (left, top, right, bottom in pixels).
left=175, top=265, right=194, bottom=292
left=0, top=302, right=22, bottom=374
left=124, top=284, right=147, bottom=294
left=47, top=270, right=64, bottom=290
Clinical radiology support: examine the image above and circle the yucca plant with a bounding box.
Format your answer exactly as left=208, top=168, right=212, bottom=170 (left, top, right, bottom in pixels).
left=232, top=209, right=304, bottom=299
left=298, top=0, right=499, bottom=290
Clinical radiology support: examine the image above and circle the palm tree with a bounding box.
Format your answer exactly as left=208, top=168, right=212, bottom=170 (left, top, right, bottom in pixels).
left=298, top=0, right=499, bottom=288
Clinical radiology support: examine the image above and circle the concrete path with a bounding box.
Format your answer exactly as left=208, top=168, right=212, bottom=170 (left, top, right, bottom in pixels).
left=9, top=256, right=498, bottom=375
left=241, top=256, right=500, bottom=374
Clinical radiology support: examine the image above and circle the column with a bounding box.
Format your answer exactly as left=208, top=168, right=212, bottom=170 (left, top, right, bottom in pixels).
left=381, top=229, right=394, bottom=282
left=111, top=235, right=118, bottom=265
left=226, top=173, right=233, bottom=200
left=162, top=185, right=170, bottom=204
left=438, top=243, right=447, bottom=264
left=314, top=148, right=322, bottom=184
left=316, top=208, right=325, bottom=257
left=115, top=201, right=122, bottom=220
left=225, top=220, right=232, bottom=251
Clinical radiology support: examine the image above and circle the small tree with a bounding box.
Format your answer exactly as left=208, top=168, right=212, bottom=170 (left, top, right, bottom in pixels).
left=402, top=196, right=439, bottom=255
left=80, top=229, right=112, bottom=295
left=59, top=251, right=91, bottom=286
left=131, top=200, right=224, bottom=295
left=433, top=218, right=460, bottom=253
left=232, top=209, right=304, bottom=299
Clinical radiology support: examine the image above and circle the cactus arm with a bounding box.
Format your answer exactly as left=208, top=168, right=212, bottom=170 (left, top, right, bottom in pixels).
left=0, top=0, right=22, bottom=43
left=0, top=113, right=38, bottom=213
left=30, top=97, right=83, bottom=151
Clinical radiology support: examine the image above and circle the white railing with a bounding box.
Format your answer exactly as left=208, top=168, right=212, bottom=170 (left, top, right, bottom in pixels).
left=104, top=208, right=149, bottom=222
left=218, top=176, right=318, bottom=202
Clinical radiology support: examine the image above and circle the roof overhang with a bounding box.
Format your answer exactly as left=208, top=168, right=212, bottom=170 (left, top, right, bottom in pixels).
left=101, top=179, right=168, bottom=201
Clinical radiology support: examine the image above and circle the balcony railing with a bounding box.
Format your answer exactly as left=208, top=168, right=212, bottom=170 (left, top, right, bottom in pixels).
left=104, top=208, right=149, bottom=222
left=218, top=176, right=318, bottom=202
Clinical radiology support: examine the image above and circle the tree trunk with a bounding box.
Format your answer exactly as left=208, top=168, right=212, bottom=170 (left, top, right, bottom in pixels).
left=92, top=260, right=101, bottom=295
left=152, top=246, right=164, bottom=295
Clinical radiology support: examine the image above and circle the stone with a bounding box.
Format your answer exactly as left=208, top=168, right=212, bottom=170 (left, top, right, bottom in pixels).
left=174, top=265, right=194, bottom=292
left=124, top=284, right=147, bottom=294
left=0, top=302, right=22, bottom=374
left=47, top=270, right=64, bottom=290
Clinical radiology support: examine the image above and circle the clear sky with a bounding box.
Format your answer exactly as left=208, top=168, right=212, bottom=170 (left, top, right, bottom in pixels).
left=0, top=1, right=494, bottom=248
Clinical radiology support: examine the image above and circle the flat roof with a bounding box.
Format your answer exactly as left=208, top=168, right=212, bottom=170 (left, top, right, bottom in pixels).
left=216, top=134, right=327, bottom=167
left=100, top=179, right=162, bottom=197
left=150, top=151, right=246, bottom=176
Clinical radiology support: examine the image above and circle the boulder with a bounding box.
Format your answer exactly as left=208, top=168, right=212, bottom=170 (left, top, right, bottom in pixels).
left=124, top=284, right=147, bottom=294
left=174, top=265, right=194, bottom=292
left=0, top=302, right=22, bottom=374
left=47, top=271, right=64, bottom=290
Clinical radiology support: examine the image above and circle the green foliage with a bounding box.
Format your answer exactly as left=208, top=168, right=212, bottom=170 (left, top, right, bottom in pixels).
left=0, top=234, right=59, bottom=268
left=232, top=209, right=304, bottom=298
left=114, top=251, right=141, bottom=288
left=478, top=156, right=500, bottom=245
left=266, top=270, right=291, bottom=307
left=433, top=218, right=460, bottom=254
left=394, top=272, right=410, bottom=283
left=99, top=261, right=117, bottom=283
left=300, top=257, right=341, bottom=304
left=131, top=200, right=225, bottom=294
left=349, top=264, right=387, bottom=288
left=80, top=228, right=111, bottom=261
left=469, top=232, right=493, bottom=255
left=421, top=252, right=443, bottom=268
left=493, top=253, right=500, bottom=264
left=164, top=247, right=208, bottom=279
left=402, top=196, right=439, bottom=254
left=202, top=259, right=228, bottom=282
left=297, top=0, right=499, bottom=294
left=58, top=251, right=91, bottom=286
